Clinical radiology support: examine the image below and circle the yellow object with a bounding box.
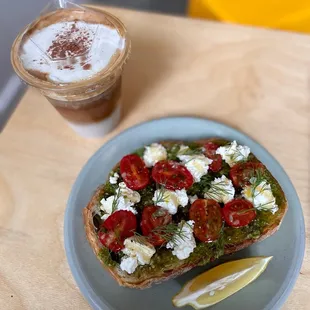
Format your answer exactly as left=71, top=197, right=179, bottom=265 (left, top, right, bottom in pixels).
left=188, top=0, right=310, bottom=33
left=172, top=256, right=272, bottom=309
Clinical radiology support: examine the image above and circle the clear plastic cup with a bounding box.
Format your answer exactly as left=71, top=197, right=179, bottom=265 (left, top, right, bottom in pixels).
left=11, top=1, right=130, bottom=137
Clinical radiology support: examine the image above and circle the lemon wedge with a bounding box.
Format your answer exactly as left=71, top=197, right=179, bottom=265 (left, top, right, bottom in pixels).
left=172, top=256, right=272, bottom=309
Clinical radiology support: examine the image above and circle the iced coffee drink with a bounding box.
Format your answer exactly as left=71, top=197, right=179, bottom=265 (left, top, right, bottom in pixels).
left=11, top=4, right=130, bottom=137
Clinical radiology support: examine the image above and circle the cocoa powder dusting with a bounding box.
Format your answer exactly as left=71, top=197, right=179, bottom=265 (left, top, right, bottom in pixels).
left=46, top=22, right=93, bottom=70
left=63, top=65, right=74, bottom=70
left=83, top=63, right=92, bottom=70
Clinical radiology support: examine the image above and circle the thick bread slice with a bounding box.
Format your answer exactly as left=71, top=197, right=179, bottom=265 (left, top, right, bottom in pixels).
left=83, top=139, right=288, bottom=289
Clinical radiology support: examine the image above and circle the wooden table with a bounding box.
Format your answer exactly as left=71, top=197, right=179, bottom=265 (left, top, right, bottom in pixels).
left=0, top=6, right=309, bottom=310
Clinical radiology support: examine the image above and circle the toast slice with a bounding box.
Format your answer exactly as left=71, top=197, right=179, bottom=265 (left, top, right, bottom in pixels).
left=83, top=139, right=288, bottom=289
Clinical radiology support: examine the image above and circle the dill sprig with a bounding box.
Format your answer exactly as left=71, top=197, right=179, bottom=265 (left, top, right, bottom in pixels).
left=153, top=183, right=169, bottom=206
left=152, top=208, right=168, bottom=219
left=111, top=188, right=122, bottom=213
left=134, top=222, right=191, bottom=247
left=204, top=180, right=232, bottom=201
left=243, top=168, right=277, bottom=211
left=249, top=167, right=265, bottom=184
left=236, top=201, right=276, bottom=215
left=178, top=147, right=203, bottom=156
left=131, top=234, right=154, bottom=246
left=177, top=146, right=206, bottom=165
left=223, top=142, right=249, bottom=164
left=248, top=169, right=269, bottom=202
left=182, top=154, right=211, bottom=167
left=153, top=222, right=190, bottom=246
left=249, top=168, right=266, bottom=192
left=230, top=148, right=248, bottom=163
left=253, top=182, right=269, bottom=199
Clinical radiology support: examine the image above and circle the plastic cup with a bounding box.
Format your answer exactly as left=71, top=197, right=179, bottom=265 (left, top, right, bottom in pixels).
left=11, top=1, right=130, bottom=137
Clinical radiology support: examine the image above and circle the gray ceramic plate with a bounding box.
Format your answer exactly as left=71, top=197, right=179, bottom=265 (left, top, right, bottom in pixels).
left=64, top=117, right=305, bottom=310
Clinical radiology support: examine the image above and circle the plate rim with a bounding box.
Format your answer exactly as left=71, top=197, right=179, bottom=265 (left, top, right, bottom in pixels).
left=64, top=116, right=305, bottom=310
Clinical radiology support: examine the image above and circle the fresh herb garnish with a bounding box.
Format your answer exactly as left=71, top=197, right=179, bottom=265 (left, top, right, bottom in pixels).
left=249, top=168, right=265, bottom=191
left=249, top=169, right=276, bottom=209
left=204, top=180, right=232, bottom=201
left=167, top=143, right=202, bottom=161
left=236, top=203, right=274, bottom=215
left=152, top=208, right=167, bottom=218
left=153, top=184, right=169, bottom=206
left=177, top=146, right=206, bottom=166
left=241, top=168, right=277, bottom=212
left=134, top=222, right=191, bottom=247
left=167, top=144, right=181, bottom=161
left=223, top=142, right=249, bottom=164
left=187, top=174, right=213, bottom=196
left=111, top=188, right=122, bottom=213
left=186, top=142, right=201, bottom=150
left=178, top=147, right=203, bottom=156
left=152, top=222, right=190, bottom=246
left=229, top=149, right=248, bottom=164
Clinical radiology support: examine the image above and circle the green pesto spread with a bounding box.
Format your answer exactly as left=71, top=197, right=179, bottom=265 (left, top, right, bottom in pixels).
left=96, top=140, right=286, bottom=277
left=98, top=247, right=118, bottom=268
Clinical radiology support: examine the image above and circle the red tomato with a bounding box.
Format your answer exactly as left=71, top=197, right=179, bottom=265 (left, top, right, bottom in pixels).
left=98, top=230, right=124, bottom=253
left=120, top=154, right=150, bottom=190
left=204, top=142, right=218, bottom=155
left=98, top=210, right=137, bottom=252
left=229, top=162, right=265, bottom=188
left=189, top=199, right=223, bottom=242
left=204, top=142, right=222, bottom=172
left=152, top=160, right=194, bottom=190
left=141, top=206, right=172, bottom=246
left=222, top=199, right=256, bottom=227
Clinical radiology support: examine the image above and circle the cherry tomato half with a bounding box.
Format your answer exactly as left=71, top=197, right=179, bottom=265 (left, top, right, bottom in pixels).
left=222, top=199, right=256, bottom=227
left=204, top=142, right=222, bottom=172
left=189, top=199, right=223, bottom=242
left=98, top=210, right=137, bottom=252
left=152, top=160, right=194, bottom=190
left=120, top=154, right=150, bottom=190
left=229, top=162, right=265, bottom=188
left=141, top=206, right=172, bottom=246
left=98, top=230, right=124, bottom=253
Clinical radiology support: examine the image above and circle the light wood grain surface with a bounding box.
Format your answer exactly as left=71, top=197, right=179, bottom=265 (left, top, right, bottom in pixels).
left=0, top=6, right=309, bottom=310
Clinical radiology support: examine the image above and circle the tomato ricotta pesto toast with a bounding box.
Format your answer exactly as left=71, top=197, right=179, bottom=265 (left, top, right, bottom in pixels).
left=84, top=139, right=287, bottom=289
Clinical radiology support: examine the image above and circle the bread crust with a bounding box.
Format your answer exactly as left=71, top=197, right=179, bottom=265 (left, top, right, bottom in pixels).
left=83, top=139, right=288, bottom=289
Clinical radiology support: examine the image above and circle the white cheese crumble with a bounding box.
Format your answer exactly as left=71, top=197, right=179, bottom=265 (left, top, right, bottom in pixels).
left=242, top=179, right=278, bottom=213
left=177, top=145, right=212, bottom=182
left=100, top=182, right=140, bottom=220
left=120, top=236, right=156, bottom=274
left=119, top=256, right=138, bottom=274
left=216, top=140, right=250, bottom=167
left=189, top=195, right=198, bottom=204
left=143, top=143, right=167, bottom=167
left=166, top=220, right=196, bottom=260
left=152, top=188, right=188, bottom=214
left=109, top=172, right=119, bottom=184
left=204, top=175, right=235, bottom=204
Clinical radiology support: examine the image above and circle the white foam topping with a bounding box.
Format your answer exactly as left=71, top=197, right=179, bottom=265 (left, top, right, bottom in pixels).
left=20, top=21, right=125, bottom=83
